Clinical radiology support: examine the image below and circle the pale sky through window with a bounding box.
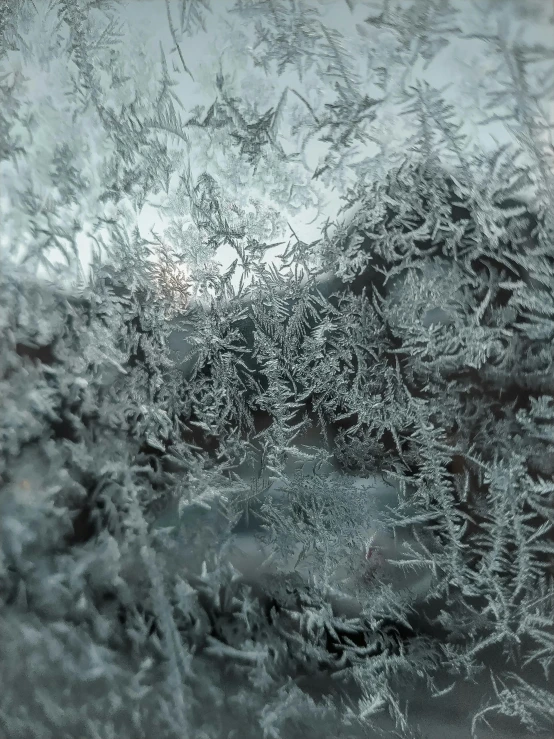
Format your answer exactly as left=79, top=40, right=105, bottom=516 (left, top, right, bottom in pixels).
left=0, top=0, right=552, bottom=292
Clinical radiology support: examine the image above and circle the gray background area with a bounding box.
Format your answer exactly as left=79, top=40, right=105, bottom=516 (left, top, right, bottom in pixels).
left=1, top=1, right=553, bottom=737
